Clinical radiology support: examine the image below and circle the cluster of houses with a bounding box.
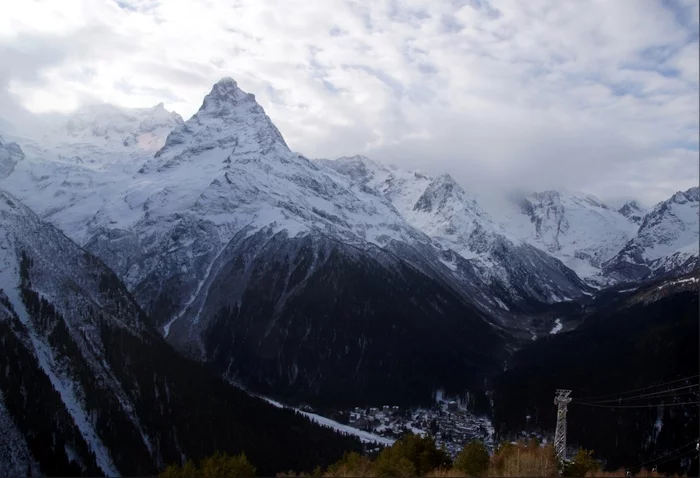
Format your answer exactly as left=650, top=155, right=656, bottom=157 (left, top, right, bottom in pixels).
left=345, top=401, right=495, bottom=457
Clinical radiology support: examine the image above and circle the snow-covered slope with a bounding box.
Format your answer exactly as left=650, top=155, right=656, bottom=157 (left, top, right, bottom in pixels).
left=26, top=102, right=183, bottom=161
left=75, top=79, right=510, bottom=406
left=0, top=189, right=148, bottom=476
left=81, top=79, right=447, bottom=326
left=0, top=190, right=367, bottom=476
left=5, top=102, right=183, bottom=174
left=0, top=102, right=183, bottom=244
left=483, top=190, right=640, bottom=283
left=604, top=187, right=699, bottom=281
left=320, top=156, right=590, bottom=310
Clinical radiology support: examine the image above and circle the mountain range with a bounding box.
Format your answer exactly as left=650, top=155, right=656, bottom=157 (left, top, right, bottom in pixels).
left=0, top=77, right=697, bottom=476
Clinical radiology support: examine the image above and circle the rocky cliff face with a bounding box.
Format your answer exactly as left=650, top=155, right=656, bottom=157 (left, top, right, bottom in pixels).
left=0, top=137, right=24, bottom=180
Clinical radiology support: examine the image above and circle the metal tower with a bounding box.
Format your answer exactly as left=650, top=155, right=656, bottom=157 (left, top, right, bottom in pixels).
left=554, top=389, right=572, bottom=461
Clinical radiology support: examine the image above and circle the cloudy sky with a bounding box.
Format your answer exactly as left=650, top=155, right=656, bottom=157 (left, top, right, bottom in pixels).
left=1, top=0, right=698, bottom=205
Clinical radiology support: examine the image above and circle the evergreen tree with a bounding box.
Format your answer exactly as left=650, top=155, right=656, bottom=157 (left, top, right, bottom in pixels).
left=200, top=452, right=256, bottom=477
left=454, top=440, right=489, bottom=476
left=374, top=434, right=452, bottom=476
left=325, top=451, right=374, bottom=477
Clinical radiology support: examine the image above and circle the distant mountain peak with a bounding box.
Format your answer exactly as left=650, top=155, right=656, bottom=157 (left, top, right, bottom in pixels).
left=604, top=186, right=699, bottom=281
left=323, top=155, right=388, bottom=183
left=414, top=173, right=464, bottom=213
left=151, top=78, right=289, bottom=164
left=670, top=187, right=699, bottom=204
left=618, top=200, right=645, bottom=224
left=199, top=77, right=257, bottom=116
left=35, top=102, right=184, bottom=154
left=214, top=76, right=239, bottom=88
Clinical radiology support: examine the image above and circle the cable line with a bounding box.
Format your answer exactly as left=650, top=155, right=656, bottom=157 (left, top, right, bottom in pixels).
left=626, top=441, right=697, bottom=472
left=573, top=400, right=699, bottom=409
left=576, top=384, right=700, bottom=404
left=572, top=375, right=699, bottom=401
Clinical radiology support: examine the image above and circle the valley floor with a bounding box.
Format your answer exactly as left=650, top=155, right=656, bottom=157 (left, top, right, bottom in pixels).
left=263, top=396, right=497, bottom=457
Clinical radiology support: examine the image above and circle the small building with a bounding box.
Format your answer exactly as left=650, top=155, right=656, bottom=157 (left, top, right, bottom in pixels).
left=354, top=417, right=370, bottom=430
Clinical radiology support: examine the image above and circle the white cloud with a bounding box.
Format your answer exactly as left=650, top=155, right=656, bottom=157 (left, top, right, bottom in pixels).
left=1, top=0, right=698, bottom=205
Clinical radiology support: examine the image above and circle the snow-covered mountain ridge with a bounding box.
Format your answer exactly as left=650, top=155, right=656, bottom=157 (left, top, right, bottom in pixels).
left=478, top=189, right=642, bottom=283
left=0, top=78, right=695, bottom=308
left=604, top=187, right=699, bottom=281
left=319, top=155, right=590, bottom=309
left=0, top=102, right=183, bottom=244
left=0, top=77, right=697, bottom=407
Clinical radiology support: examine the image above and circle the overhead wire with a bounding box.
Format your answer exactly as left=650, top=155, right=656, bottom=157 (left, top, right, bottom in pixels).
left=626, top=441, right=698, bottom=472
left=560, top=377, right=699, bottom=473
left=573, top=400, right=699, bottom=409
left=571, top=375, right=700, bottom=402
left=574, top=384, right=700, bottom=404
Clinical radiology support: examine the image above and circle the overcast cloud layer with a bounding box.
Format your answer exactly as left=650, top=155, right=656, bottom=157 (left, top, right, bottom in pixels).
left=1, top=0, right=698, bottom=205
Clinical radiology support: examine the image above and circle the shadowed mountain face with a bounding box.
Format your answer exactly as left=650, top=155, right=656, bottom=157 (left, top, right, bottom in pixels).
left=491, top=273, right=699, bottom=475
left=190, top=231, right=508, bottom=408
left=0, top=190, right=361, bottom=477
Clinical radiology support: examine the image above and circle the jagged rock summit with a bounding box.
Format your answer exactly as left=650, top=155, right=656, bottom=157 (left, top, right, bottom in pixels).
left=618, top=200, right=645, bottom=224
left=150, top=77, right=288, bottom=168
left=604, top=187, right=699, bottom=281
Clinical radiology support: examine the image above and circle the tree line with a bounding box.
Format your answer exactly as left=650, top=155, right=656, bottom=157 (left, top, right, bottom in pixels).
left=160, top=434, right=666, bottom=477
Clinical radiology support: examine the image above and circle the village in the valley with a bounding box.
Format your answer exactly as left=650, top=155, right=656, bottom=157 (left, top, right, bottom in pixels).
left=330, top=398, right=499, bottom=456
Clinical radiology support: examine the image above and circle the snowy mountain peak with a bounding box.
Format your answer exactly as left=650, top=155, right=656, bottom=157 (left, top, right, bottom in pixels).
left=150, top=78, right=289, bottom=168
left=59, top=103, right=182, bottom=139
left=325, top=155, right=390, bottom=183
left=487, top=189, right=641, bottom=281
left=669, top=187, right=699, bottom=204
left=531, top=189, right=561, bottom=203
left=618, top=200, right=645, bottom=224
left=201, top=77, right=258, bottom=116
left=414, top=173, right=469, bottom=213
left=14, top=102, right=186, bottom=158
left=604, top=186, right=699, bottom=281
